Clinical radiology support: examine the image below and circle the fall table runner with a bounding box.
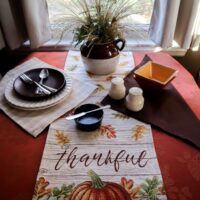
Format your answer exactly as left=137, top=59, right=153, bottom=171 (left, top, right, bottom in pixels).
left=33, top=110, right=166, bottom=200
left=32, top=51, right=167, bottom=200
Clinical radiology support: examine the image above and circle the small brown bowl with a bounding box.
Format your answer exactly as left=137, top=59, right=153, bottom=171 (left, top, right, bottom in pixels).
left=134, top=61, right=178, bottom=89
left=74, top=104, right=103, bottom=131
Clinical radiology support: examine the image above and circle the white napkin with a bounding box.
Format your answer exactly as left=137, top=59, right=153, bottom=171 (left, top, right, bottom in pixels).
left=0, top=58, right=96, bottom=137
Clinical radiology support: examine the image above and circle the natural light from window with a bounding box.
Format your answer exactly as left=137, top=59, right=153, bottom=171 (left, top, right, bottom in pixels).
left=47, top=0, right=155, bottom=48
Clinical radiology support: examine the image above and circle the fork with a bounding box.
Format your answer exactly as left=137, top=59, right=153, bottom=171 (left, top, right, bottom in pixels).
left=20, top=74, right=51, bottom=95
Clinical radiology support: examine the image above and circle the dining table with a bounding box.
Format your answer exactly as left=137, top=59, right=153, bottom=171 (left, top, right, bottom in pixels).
left=0, top=51, right=200, bottom=200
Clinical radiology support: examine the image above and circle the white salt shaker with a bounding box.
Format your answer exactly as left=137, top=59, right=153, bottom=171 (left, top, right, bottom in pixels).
left=126, top=87, right=144, bottom=111
left=109, top=77, right=126, bottom=100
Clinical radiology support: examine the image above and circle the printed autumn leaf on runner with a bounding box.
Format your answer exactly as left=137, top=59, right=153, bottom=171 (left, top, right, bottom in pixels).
left=98, top=125, right=116, bottom=139
left=112, top=112, right=130, bottom=120
left=139, top=176, right=162, bottom=200
left=67, top=65, right=78, bottom=71
left=121, top=177, right=141, bottom=200
left=121, top=52, right=129, bottom=57
left=119, top=61, right=129, bottom=67
left=55, top=130, right=71, bottom=147
left=87, top=71, right=95, bottom=78
left=33, top=177, right=51, bottom=200
left=106, top=75, right=116, bottom=81
left=48, top=184, right=74, bottom=200
left=72, top=55, right=80, bottom=61
left=33, top=177, right=74, bottom=200
left=158, top=184, right=166, bottom=195
left=121, top=177, right=164, bottom=200
left=94, top=84, right=105, bottom=94
left=39, top=168, right=48, bottom=175
left=62, top=108, right=75, bottom=118
left=132, top=125, right=147, bottom=141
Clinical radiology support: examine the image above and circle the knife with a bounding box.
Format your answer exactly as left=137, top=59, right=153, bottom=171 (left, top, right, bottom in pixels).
left=66, top=105, right=111, bottom=120
left=20, top=74, right=51, bottom=95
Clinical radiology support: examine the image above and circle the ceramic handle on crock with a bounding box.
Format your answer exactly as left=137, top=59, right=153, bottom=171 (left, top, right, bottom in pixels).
left=114, top=39, right=125, bottom=51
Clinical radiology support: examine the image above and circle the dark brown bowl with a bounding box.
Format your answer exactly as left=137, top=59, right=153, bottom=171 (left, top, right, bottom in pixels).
left=74, top=104, right=103, bottom=131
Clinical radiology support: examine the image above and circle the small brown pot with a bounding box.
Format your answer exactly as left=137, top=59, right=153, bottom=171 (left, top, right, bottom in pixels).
left=81, top=39, right=125, bottom=75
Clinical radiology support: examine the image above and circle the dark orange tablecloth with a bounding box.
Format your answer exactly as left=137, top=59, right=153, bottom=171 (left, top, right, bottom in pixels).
left=0, top=52, right=200, bottom=200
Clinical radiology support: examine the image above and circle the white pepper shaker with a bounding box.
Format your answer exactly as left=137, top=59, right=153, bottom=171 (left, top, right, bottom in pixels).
left=108, top=77, right=126, bottom=100
left=126, top=87, right=144, bottom=111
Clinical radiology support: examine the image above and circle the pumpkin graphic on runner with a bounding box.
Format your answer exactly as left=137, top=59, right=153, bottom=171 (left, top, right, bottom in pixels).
left=69, top=170, right=131, bottom=200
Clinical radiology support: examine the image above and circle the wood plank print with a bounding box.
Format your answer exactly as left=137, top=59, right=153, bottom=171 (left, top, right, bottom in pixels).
left=33, top=51, right=167, bottom=200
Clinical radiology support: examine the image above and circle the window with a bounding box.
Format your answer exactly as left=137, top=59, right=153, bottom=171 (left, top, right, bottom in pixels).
left=46, top=0, right=155, bottom=49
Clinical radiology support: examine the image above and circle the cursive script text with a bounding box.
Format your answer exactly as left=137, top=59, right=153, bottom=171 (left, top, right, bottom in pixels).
left=55, top=146, right=149, bottom=172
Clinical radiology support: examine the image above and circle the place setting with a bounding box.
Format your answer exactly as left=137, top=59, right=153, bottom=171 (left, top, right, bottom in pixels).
left=0, top=57, right=97, bottom=137
left=5, top=67, right=72, bottom=110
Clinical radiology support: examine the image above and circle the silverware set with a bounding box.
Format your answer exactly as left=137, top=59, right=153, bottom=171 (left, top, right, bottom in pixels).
left=20, top=69, right=58, bottom=95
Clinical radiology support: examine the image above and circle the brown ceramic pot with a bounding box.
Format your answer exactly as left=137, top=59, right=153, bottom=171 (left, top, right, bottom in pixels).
left=80, top=39, right=125, bottom=75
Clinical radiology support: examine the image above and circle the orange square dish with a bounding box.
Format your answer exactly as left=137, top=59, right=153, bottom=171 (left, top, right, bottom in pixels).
left=134, top=61, right=178, bottom=89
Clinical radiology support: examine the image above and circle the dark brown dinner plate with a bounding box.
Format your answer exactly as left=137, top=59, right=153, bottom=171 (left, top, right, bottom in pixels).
left=13, top=68, right=66, bottom=100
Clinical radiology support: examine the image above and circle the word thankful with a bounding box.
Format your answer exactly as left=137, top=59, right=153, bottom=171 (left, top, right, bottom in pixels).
left=55, top=146, right=149, bottom=172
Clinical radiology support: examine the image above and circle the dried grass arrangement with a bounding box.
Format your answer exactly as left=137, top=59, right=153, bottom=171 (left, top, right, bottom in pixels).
left=59, top=0, right=139, bottom=46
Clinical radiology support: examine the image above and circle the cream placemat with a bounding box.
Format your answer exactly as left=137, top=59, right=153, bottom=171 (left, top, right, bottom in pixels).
left=0, top=58, right=96, bottom=137
left=33, top=108, right=167, bottom=200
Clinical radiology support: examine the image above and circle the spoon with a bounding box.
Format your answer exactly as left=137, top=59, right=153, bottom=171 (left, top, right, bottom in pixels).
left=36, top=69, right=49, bottom=94
left=65, top=105, right=111, bottom=120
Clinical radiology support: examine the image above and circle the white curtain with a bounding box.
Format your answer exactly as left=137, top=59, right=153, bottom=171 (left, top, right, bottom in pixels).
left=174, top=0, right=200, bottom=49
left=150, top=0, right=200, bottom=50
left=190, top=2, right=200, bottom=51
left=0, top=0, right=51, bottom=50
left=149, top=0, right=181, bottom=48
